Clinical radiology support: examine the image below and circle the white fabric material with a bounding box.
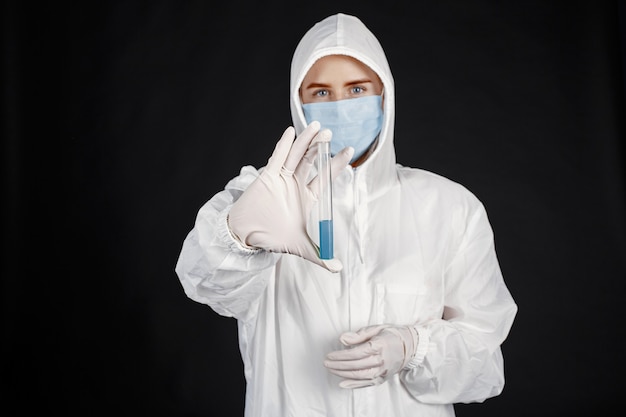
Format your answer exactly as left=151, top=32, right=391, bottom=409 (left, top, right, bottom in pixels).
left=175, top=13, right=517, bottom=417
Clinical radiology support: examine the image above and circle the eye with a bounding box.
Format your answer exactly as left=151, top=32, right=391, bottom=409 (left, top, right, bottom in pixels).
left=314, top=89, right=329, bottom=98
left=350, top=86, right=365, bottom=94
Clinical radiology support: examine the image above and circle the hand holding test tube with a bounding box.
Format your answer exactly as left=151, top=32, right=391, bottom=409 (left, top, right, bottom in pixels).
left=228, top=122, right=353, bottom=272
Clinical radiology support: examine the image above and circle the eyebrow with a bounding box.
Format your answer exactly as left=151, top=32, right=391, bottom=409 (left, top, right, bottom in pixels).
left=303, top=82, right=331, bottom=89
left=345, top=79, right=373, bottom=86
left=303, top=79, right=373, bottom=89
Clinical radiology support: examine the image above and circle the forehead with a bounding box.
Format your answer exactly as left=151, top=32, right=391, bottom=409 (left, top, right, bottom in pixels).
left=302, top=55, right=379, bottom=84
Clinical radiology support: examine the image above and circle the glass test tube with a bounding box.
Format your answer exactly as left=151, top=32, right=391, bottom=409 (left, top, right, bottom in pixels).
left=318, top=141, right=334, bottom=260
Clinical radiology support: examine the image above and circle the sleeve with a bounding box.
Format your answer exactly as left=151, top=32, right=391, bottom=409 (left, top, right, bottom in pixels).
left=400, top=198, right=518, bottom=404
left=174, top=165, right=280, bottom=321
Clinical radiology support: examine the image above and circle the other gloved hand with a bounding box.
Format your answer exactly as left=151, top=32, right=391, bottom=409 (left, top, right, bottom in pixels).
left=228, top=121, right=354, bottom=272
left=324, top=324, right=419, bottom=388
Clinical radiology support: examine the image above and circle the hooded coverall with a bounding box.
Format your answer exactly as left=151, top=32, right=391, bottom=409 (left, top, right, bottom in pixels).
left=175, top=13, right=518, bottom=417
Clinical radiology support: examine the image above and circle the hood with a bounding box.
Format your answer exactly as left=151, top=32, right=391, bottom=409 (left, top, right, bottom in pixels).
left=289, top=13, right=398, bottom=196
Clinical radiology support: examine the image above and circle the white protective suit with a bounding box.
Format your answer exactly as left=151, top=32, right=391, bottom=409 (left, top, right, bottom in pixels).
left=175, top=13, right=517, bottom=417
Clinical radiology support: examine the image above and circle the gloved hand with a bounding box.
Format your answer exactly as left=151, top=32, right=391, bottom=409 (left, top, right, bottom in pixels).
left=324, top=324, right=419, bottom=388
left=228, top=121, right=354, bottom=272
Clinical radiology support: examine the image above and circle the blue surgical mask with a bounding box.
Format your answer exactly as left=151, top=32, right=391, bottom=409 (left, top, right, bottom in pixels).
left=302, top=95, right=383, bottom=163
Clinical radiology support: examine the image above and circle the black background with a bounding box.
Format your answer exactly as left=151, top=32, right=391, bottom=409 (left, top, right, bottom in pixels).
left=2, top=0, right=625, bottom=415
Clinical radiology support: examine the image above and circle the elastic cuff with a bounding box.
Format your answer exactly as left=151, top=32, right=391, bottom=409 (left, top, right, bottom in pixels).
left=216, top=207, right=261, bottom=255
left=405, top=326, right=430, bottom=369
left=399, top=325, right=419, bottom=370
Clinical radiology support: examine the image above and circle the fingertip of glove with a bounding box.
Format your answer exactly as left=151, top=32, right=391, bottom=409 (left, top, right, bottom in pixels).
left=339, top=379, right=375, bottom=389
left=280, top=126, right=296, bottom=141
left=338, top=380, right=352, bottom=389
left=318, top=128, right=332, bottom=142
left=307, top=120, right=321, bottom=131
left=339, top=332, right=359, bottom=345
left=311, top=128, right=332, bottom=146
left=321, top=259, right=343, bottom=273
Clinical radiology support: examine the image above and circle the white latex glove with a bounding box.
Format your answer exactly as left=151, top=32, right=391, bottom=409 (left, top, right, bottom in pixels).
left=324, top=324, right=419, bottom=388
left=228, top=121, right=354, bottom=272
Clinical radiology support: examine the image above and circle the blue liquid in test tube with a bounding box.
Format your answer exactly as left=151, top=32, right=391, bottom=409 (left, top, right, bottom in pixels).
left=318, top=141, right=334, bottom=260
